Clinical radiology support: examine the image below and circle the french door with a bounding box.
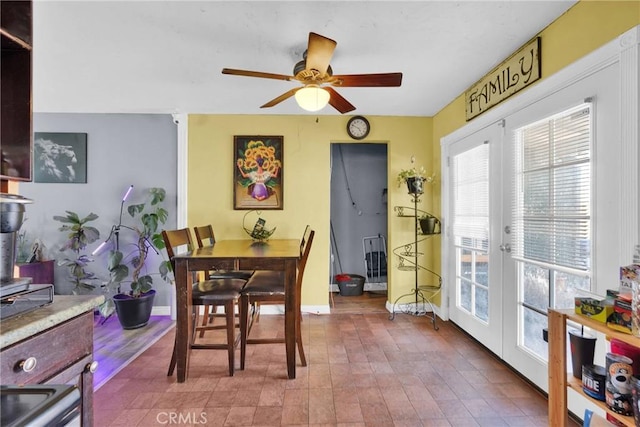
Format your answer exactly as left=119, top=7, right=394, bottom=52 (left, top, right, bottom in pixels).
left=445, top=59, right=618, bottom=393
left=446, top=123, right=504, bottom=357
left=501, top=63, right=618, bottom=390
left=501, top=102, right=594, bottom=390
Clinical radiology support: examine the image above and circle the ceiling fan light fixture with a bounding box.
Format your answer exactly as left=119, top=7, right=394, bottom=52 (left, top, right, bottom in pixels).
left=295, top=85, right=330, bottom=112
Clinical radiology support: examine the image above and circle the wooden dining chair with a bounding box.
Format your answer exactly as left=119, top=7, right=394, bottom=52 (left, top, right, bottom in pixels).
left=193, top=224, right=254, bottom=337
left=194, top=224, right=254, bottom=280
left=238, top=225, right=315, bottom=370
left=162, top=228, right=247, bottom=376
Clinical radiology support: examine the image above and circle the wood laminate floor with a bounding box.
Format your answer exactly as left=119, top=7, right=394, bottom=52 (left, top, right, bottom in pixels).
left=92, top=291, right=572, bottom=426
left=93, top=314, right=175, bottom=390
left=330, top=291, right=389, bottom=315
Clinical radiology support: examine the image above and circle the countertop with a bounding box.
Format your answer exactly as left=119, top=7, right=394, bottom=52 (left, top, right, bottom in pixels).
left=0, top=295, right=104, bottom=349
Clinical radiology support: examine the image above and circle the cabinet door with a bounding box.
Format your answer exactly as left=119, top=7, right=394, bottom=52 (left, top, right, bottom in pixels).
left=46, top=354, right=95, bottom=426
left=0, top=314, right=92, bottom=384
left=1, top=1, right=33, bottom=45
left=1, top=1, right=33, bottom=181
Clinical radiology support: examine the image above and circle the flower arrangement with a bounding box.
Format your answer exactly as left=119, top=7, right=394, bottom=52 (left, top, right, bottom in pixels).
left=396, top=165, right=435, bottom=188
left=236, top=140, right=281, bottom=174
left=236, top=139, right=282, bottom=202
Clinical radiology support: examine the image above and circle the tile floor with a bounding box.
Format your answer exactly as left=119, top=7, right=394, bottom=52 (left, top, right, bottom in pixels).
left=93, top=293, right=559, bottom=426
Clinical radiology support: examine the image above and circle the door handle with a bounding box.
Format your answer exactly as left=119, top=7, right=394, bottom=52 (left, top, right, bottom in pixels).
left=499, top=243, right=511, bottom=253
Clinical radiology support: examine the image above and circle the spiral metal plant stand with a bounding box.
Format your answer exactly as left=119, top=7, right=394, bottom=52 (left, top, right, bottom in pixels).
left=390, top=191, right=442, bottom=330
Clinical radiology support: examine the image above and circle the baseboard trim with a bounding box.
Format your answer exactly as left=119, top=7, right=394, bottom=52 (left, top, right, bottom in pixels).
left=151, top=306, right=172, bottom=316
left=329, top=282, right=388, bottom=292
left=151, top=304, right=332, bottom=316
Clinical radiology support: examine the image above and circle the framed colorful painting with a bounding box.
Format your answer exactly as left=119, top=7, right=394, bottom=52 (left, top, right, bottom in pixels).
left=234, top=135, right=283, bottom=210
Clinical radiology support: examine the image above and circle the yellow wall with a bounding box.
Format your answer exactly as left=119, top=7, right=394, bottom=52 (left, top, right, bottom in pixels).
left=188, top=115, right=434, bottom=307
left=433, top=0, right=640, bottom=150
left=431, top=0, right=639, bottom=283
left=187, top=0, right=639, bottom=310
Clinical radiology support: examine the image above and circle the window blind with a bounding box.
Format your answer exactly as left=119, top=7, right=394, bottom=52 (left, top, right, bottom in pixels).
left=452, top=143, right=489, bottom=252
left=512, top=103, right=592, bottom=271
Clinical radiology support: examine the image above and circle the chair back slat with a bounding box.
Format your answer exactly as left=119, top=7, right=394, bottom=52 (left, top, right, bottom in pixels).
left=161, top=228, right=194, bottom=271
left=194, top=224, right=216, bottom=248
left=297, top=227, right=315, bottom=289
left=299, top=225, right=310, bottom=257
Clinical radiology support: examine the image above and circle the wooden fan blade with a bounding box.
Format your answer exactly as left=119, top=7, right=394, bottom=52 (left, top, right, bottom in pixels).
left=325, top=87, right=356, bottom=114
left=222, top=68, right=293, bottom=82
left=305, top=32, right=337, bottom=76
left=331, top=72, right=403, bottom=87
left=260, top=87, right=300, bottom=108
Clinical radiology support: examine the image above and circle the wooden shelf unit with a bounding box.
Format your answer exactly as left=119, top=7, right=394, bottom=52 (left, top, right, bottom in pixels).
left=548, top=308, right=639, bottom=426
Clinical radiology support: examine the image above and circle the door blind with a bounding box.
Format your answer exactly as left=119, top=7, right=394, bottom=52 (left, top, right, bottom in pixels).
left=512, top=103, right=592, bottom=271
left=452, top=143, right=489, bottom=252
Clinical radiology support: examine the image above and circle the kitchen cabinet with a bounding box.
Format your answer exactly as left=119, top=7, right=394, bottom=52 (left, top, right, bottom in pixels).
left=1, top=0, right=33, bottom=182
left=1, top=295, right=104, bottom=426
left=548, top=308, right=640, bottom=426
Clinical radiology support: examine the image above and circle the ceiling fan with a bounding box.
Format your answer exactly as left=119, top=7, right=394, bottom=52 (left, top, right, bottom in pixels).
left=222, top=32, right=403, bottom=114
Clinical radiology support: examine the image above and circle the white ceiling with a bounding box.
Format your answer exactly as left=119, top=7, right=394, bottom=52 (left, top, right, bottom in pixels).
left=33, top=0, right=578, bottom=116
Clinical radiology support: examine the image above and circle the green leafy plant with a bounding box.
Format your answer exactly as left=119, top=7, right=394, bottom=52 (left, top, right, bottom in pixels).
left=98, top=187, right=171, bottom=318
left=16, top=226, right=31, bottom=263
left=396, top=165, right=435, bottom=188
left=53, top=211, right=101, bottom=294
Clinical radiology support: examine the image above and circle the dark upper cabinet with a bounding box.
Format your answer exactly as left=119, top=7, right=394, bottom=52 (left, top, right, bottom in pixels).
left=1, top=0, right=33, bottom=182
left=1, top=1, right=32, bottom=45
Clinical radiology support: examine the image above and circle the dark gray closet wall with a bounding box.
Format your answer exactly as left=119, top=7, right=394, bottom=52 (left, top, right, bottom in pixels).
left=330, top=143, right=387, bottom=283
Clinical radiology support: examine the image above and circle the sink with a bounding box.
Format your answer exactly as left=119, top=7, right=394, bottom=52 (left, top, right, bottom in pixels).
left=1, top=384, right=80, bottom=426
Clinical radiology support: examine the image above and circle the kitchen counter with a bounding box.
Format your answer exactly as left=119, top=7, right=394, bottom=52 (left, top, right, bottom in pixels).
left=0, top=295, right=104, bottom=349
left=0, top=294, right=103, bottom=425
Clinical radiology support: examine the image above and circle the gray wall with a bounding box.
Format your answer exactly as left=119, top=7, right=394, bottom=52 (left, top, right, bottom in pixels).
left=330, top=143, right=387, bottom=281
left=18, top=113, right=177, bottom=309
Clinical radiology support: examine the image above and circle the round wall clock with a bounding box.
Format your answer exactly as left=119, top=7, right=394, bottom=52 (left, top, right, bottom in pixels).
left=346, top=116, right=370, bottom=140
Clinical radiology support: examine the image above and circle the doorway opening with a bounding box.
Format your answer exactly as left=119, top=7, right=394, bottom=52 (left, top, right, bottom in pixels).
left=330, top=143, right=388, bottom=306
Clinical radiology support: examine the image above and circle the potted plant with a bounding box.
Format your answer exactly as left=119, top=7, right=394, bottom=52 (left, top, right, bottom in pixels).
left=419, top=213, right=441, bottom=235
left=97, top=187, right=171, bottom=329
left=397, top=165, right=435, bottom=195
left=53, top=211, right=101, bottom=294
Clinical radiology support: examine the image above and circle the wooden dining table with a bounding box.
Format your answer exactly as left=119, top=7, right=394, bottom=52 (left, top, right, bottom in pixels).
left=172, top=238, right=301, bottom=382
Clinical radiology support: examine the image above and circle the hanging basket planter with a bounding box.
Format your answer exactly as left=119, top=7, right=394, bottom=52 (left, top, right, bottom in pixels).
left=397, top=164, right=435, bottom=195
left=406, top=176, right=425, bottom=195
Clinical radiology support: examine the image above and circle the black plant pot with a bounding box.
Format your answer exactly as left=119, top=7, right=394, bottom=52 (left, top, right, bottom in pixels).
left=419, top=216, right=441, bottom=235
left=113, top=290, right=156, bottom=330
left=406, top=177, right=425, bottom=195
